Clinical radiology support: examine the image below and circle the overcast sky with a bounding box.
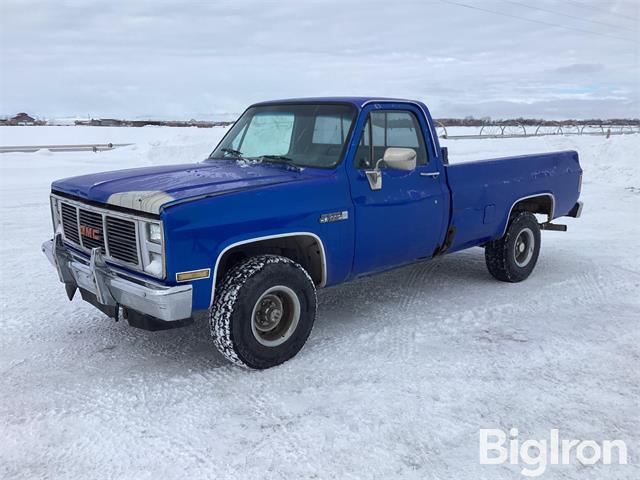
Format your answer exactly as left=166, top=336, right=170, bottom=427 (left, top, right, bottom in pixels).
left=1, top=0, right=638, bottom=120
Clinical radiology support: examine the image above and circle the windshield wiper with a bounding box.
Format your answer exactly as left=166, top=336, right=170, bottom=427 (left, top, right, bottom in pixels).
left=260, top=155, right=304, bottom=170
left=220, top=147, right=244, bottom=158
left=260, top=155, right=294, bottom=163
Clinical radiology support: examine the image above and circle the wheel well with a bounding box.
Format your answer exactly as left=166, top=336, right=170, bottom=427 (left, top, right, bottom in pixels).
left=510, top=194, right=554, bottom=222
left=216, top=235, right=325, bottom=287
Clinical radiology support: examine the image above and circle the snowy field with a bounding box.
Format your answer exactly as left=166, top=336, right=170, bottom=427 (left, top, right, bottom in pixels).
left=1, top=126, right=639, bottom=479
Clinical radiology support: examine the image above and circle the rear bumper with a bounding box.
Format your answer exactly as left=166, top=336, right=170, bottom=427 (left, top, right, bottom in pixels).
left=42, top=235, right=192, bottom=322
left=567, top=201, right=583, bottom=218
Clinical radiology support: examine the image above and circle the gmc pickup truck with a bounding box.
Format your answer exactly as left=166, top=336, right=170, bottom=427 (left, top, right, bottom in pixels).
left=43, top=97, right=583, bottom=369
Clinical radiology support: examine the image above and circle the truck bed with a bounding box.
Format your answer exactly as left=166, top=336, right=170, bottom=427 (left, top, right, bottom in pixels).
left=444, top=150, right=582, bottom=252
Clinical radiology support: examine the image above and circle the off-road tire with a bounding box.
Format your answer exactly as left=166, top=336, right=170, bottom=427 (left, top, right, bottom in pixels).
left=485, top=212, right=541, bottom=283
left=210, top=255, right=317, bottom=369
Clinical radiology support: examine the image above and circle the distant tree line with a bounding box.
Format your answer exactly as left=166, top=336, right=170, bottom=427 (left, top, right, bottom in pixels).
left=73, top=118, right=233, bottom=128
left=2, top=112, right=639, bottom=128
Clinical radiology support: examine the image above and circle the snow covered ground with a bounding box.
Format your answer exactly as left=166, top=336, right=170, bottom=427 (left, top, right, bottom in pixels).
left=1, top=126, right=639, bottom=479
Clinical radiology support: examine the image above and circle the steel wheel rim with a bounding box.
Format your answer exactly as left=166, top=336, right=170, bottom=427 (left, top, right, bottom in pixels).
left=251, top=285, right=300, bottom=347
left=514, top=227, right=535, bottom=267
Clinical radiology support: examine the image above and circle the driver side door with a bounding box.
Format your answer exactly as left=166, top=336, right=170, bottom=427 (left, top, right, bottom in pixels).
left=348, top=105, right=447, bottom=276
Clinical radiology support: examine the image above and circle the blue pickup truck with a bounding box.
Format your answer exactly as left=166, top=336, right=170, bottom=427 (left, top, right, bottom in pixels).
left=43, top=97, right=583, bottom=368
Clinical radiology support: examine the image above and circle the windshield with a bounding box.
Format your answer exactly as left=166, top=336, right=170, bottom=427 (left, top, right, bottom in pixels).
left=209, top=103, right=357, bottom=169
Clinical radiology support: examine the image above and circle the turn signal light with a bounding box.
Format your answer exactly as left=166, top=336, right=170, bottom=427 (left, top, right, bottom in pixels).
left=176, top=269, right=211, bottom=282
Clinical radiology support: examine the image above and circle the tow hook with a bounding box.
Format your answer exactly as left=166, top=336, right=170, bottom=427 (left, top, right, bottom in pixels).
left=540, top=222, right=567, bottom=232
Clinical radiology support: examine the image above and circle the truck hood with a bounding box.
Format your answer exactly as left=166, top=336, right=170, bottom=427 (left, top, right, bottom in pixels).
left=51, top=160, right=319, bottom=215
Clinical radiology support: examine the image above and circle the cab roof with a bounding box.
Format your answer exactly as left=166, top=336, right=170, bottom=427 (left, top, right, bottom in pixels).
left=251, top=96, right=426, bottom=109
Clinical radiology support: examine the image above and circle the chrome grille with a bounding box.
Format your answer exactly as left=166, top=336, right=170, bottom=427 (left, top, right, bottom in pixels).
left=105, top=217, right=139, bottom=265
left=78, top=209, right=105, bottom=252
left=58, top=199, right=141, bottom=268
left=61, top=203, right=80, bottom=244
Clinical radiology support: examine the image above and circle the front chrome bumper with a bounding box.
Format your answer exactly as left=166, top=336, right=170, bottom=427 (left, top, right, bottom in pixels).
left=42, top=234, right=192, bottom=321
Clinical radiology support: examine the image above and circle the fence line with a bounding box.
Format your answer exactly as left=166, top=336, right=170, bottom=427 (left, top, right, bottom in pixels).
left=438, top=122, right=639, bottom=139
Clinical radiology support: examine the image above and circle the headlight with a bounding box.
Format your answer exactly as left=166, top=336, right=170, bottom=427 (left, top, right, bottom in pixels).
left=145, top=252, right=164, bottom=277
left=139, top=220, right=165, bottom=278
left=148, top=223, right=162, bottom=243
left=50, top=196, right=61, bottom=232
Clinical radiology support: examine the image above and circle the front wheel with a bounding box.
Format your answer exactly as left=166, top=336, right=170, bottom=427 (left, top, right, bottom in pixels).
left=210, top=255, right=317, bottom=369
left=485, top=211, right=541, bottom=282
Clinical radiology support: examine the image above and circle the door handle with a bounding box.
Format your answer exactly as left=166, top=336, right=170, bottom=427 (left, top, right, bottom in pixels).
left=420, top=172, right=440, bottom=178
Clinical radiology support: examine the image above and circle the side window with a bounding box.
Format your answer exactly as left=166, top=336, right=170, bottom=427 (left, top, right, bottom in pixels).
left=239, top=112, right=293, bottom=157
left=371, top=111, right=386, bottom=163
left=360, top=110, right=428, bottom=167
left=312, top=115, right=352, bottom=144
left=353, top=118, right=372, bottom=169
left=387, top=112, right=420, bottom=149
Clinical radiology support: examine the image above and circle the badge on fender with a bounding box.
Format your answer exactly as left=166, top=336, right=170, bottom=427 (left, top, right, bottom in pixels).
left=319, top=211, right=349, bottom=224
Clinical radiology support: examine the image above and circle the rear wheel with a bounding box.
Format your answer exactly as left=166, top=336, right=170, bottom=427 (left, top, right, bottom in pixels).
left=485, top=212, right=541, bottom=282
left=210, top=255, right=317, bottom=369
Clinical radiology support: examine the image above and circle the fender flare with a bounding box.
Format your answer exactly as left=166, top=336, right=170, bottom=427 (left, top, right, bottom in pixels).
left=208, top=231, right=327, bottom=308
left=500, top=193, right=555, bottom=237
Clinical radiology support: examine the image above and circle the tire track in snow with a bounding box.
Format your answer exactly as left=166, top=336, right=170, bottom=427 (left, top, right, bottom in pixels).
left=398, top=258, right=445, bottom=310
left=240, top=385, right=311, bottom=471
left=309, top=258, right=637, bottom=366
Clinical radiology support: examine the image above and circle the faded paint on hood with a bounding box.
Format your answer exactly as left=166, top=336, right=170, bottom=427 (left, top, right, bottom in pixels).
left=51, top=159, right=321, bottom=214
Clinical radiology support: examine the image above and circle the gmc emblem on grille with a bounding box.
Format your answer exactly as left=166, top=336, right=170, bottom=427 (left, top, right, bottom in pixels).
left=80, top=225, right=102, bottom=241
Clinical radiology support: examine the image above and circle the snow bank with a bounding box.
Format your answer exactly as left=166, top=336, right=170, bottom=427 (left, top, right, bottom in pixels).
left=0, top=128, right=638, bottom=480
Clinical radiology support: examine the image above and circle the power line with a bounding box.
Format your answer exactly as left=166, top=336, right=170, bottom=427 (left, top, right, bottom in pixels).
left=438, top=0, right=638, bottom=43
left=563, top=0, right=639, bottom=23
left=502, top=0, right=637, bottom=33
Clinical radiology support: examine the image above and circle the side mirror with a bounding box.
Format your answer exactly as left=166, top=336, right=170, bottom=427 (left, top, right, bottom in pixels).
left=382, top=147, right=417, bottom=171
left=365, top=147, right=416, bottom=191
